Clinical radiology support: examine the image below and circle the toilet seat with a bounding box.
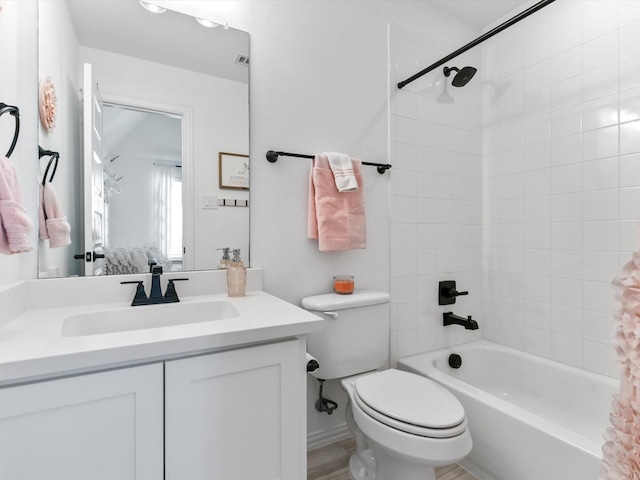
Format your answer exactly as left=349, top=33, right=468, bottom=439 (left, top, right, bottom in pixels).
left=354, top=370, right=467, bottom=438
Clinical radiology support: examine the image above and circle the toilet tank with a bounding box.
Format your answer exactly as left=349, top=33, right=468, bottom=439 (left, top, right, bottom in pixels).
left=302, top=291, right=391, bottom=380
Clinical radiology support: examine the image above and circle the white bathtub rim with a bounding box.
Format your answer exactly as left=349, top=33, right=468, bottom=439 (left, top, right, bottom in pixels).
left=398, top=340, right=619, bottom=459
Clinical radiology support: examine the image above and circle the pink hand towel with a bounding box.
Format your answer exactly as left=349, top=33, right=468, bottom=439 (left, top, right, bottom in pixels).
left=38, top=184, right=47, bottom=240
left=39, top=182, right=71, bottom=248
left=308, top=153, right=366, bottom=252
left=0, top=156, right=33, bottom=254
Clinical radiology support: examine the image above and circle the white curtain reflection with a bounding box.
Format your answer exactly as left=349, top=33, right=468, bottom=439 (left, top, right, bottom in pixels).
left=154, top=162, right=182, bottom=259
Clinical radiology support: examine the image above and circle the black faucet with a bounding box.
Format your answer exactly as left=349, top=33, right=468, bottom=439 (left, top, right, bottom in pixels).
left=443, top=311, right=478, bottom=330
left=121, top=268, right=189, bottom=306
left=149, top=265, right=164, bottom=300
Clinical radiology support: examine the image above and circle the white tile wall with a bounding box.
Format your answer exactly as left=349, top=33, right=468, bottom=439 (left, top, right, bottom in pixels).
left=389, top=26, right=483, bottom=367
left=390, top=1, right=631, bottom=380
left=481, top=0, right=637, bottom=378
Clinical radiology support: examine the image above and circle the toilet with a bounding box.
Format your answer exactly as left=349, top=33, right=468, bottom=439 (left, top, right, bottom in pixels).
left=302, top=291, right=472, bottom=480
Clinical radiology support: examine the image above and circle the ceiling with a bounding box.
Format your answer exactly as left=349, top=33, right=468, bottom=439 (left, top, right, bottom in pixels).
left=428, top=0, right=533, bottom=29
left=66, top=0, right=249, bottom=83
left=64, top=0, right=531, bottom=83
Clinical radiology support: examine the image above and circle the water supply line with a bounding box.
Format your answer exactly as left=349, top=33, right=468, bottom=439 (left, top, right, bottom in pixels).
left=315, top=379, right=338, bottom=415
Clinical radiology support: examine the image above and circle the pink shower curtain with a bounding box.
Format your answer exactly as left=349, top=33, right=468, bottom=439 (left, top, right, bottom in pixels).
left=601, top=252, right=640, bottom=479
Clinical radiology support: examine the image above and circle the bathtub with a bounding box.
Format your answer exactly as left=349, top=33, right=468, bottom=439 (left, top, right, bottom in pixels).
left=397, top=340, right=618, bottom=480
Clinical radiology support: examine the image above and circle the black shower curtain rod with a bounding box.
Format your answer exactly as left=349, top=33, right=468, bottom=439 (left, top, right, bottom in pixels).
left=397, top=0, right=556, bottom=89
left=266, top=150, right=392, bottom=174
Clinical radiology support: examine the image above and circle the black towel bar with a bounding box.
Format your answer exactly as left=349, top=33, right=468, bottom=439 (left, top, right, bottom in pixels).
left=266, top=150, right=391, bottom=174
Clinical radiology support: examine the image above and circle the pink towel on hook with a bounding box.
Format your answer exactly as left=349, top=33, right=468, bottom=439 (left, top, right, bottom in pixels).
left=0, top=156, right=33, bottom=254
left=39, top=182, right=71, bottom=248
left=308, top=153, right=366, bottom=252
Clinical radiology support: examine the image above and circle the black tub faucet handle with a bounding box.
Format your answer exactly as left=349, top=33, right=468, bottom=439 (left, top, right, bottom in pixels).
left=445, top=287, right=468, bottom=297
left=438, top=280, right=469, bottom=305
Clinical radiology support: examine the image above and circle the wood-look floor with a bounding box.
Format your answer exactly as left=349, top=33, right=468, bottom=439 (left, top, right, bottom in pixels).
left=308, top=437, right=478, bottom=480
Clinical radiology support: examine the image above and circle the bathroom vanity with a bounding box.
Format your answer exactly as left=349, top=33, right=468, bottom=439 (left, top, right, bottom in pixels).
left=0, top=269, right=323, bottom=480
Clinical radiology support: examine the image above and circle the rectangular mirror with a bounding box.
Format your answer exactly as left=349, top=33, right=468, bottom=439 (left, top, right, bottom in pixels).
left=37, top=0, right=250, bottom=278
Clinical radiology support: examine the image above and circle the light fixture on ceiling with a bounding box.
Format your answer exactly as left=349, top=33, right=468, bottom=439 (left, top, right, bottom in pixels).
left=196, top=17, right=218, bottom=28
left=139, top=1, right=166, bottom=14
left=196, top=17, right=229, bottom=29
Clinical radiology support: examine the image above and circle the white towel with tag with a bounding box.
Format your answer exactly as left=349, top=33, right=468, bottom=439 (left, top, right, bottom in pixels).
left=324, top=152, right=358, bottom=192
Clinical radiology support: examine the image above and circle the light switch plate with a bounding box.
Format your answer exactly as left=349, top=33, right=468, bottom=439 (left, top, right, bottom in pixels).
left=203, top=195, right=218, bottom=209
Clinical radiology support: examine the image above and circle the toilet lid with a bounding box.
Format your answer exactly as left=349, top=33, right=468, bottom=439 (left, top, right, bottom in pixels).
left=354, top=370, right=465, bottom=430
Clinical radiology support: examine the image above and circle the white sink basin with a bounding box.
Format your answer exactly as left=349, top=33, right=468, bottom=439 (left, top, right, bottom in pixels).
left=61, top=300, right=240, bottom=337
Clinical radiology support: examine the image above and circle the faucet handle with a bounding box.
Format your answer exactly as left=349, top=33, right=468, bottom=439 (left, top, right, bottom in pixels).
left=164, top=278, right=189, bottom=303
left=120, top=280, right=148, bottom=306
left=438, top=280, right=468, bottom=305
left=448, top=288, right=469, bottom=297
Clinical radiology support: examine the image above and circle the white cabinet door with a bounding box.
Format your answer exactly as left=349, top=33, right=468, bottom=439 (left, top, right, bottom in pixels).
left=165, top=339, right=306, bottom=480
left=0, top=363, right=163, bottom=480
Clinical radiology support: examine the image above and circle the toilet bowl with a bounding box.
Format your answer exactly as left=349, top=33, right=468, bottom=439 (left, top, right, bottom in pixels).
left=302, top=291, right=472, bottom=480
left=341, top=370, right=472, bottom=480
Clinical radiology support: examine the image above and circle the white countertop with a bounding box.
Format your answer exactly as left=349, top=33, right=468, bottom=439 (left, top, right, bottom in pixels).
left=0, top=272, right=323, bottom=386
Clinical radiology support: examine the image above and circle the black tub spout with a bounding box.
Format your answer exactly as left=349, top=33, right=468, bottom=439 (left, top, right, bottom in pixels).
left=443, top=312, right=478, bottom=330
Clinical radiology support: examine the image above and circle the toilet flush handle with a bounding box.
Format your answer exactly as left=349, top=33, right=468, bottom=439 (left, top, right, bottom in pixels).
left=323, top=311, right=339, bottom=319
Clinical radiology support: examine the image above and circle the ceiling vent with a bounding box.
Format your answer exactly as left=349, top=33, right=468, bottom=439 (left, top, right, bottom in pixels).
left=235, top=54, right=249, bottom=65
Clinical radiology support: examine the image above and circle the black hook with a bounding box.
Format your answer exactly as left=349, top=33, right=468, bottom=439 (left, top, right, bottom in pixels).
left=0, top=103, right=20, bottom=158
left=39, top=145, right=60, bottom=185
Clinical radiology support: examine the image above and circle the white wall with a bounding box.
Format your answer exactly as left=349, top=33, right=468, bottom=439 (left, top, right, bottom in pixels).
left=481, top=0, right=638, bottom=379
left=37, top=0, right=83, bottom=278
left=0, top=0, right=38, bottom=286
left=105, top=112, right=181, bottom=249
left=108, top=156, right=156, bottom=248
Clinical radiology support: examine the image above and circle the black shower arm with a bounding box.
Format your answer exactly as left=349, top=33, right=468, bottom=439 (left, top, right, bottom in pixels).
left=397, top=0, right=556, bottom=89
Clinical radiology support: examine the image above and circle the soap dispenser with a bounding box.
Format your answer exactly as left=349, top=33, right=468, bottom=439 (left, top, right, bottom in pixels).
left=227, top=249, right=246, bottom=297
left=216, top=247, right=231, bottom=270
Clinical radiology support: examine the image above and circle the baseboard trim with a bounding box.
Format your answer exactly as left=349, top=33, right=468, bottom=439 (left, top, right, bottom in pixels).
left=307, top=423, right=352, bottom=451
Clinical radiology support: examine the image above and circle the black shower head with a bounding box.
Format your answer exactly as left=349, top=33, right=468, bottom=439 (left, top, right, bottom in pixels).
left=443, top=66, right=477, bottom=87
